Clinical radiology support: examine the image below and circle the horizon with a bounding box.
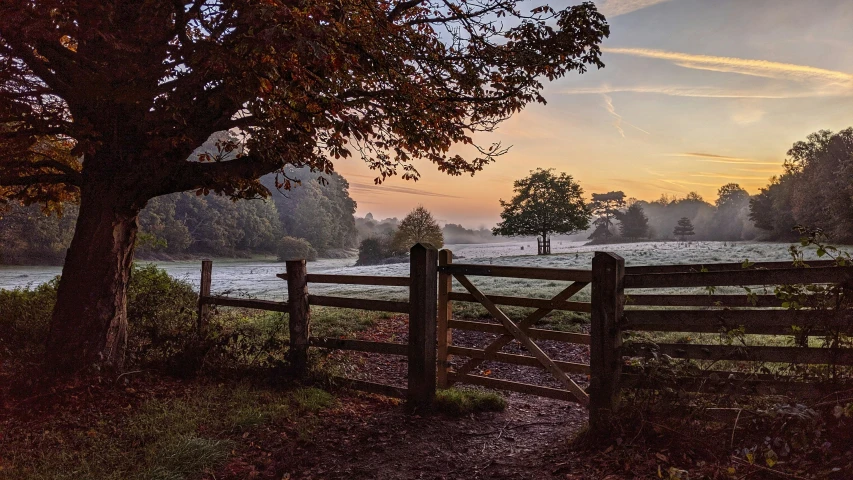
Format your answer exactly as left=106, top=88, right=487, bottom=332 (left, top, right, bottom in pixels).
left=335, top=0, right=853, bottom=226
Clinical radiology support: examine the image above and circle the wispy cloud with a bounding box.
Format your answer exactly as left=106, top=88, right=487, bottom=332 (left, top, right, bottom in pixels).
left=602, top=93, right=650, bottom=137
left=563, top=85, right=807, bottom=99
left=667, top=153, right=779, bottom=165
left=690, top=173, right=770, bottom=181
left=603, top=48, right=853, bottom=85
left=596, top=0, right=676, bottom=17
left=347, top=182, right=462, bottom=199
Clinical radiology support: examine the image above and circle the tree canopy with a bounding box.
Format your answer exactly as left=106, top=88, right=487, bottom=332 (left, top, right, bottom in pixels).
left=588, top=191, right=625, bottom=241
left=492, top=168, right=590, bottom=252
left=393, top=206, right=444, bottom=250
left=673, top=217, right=695, bottom=241
left=618, top=202, right=649, bottom=240
left=0, top=0, right=610, bottom=372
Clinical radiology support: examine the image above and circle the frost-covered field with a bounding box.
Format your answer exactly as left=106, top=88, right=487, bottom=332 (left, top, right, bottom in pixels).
left=0, top=240, right=829, bottom=301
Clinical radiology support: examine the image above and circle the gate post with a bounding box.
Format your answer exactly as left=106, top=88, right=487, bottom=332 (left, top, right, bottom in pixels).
left=590, top=251, right=625, bottom=432
left=437, top=249, right=453, bottom=388
left=197, top=259, right=212, bottom=333
left=286, top=259, right=310, bottom=378
left=408, top=243, right=438, bottom=410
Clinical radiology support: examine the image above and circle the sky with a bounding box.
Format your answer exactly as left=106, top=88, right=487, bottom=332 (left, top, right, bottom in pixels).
left=334, top=0, right=853, bottom=227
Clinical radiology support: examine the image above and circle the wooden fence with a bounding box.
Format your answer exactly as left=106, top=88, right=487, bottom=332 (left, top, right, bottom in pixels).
left=197, top=249, right=853, bottom=430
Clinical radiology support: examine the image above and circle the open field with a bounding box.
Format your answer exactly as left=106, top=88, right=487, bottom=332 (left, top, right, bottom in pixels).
left=0, top=241, right=830, bottom=302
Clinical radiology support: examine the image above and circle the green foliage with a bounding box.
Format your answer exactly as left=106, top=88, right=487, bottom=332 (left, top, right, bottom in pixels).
left=276, top=236, right=318, bottom=261
left=0, top=203, right=78, bottom=264
left=392, top=205, right=444, bottom=250
left=356, top=237, right=389, bottom=266
left=618, top=202, right=649, bottom=240
left=0, top=277, right=58, bottom=347
left=749, top=128, right=853, bottom=241
left=434, top=388, right=507, bottom=416
left=493, top=168, right=590, bottom=249
left=672, top=217, right=695, bottom=240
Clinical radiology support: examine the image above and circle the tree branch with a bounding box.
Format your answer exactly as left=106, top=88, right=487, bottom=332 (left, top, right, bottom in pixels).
left=387, top=0, right=428, bottom=21
left=158, top=155, right=284, bottom=196
left=0, top=173, right=76, bottom=188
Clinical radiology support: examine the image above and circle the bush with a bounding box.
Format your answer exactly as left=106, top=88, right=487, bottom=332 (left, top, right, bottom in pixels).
left=0, top=278, right=58, bottom=349
left=355, top=237, right=385, bottom=265
left=126, top=264, right=199, bottom=366
left=276, top=236, right=317, bottom=261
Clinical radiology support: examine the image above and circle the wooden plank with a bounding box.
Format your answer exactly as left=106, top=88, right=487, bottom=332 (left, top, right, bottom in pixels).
left=286, top=260, right=310, bottom=377
left=620, top=373, right=853, bottom=397
left=624, top=266, right=853, bottom=289
left=589, top=252, right=625, bottom=431
left=198, top=260, right=213, bottom=332
left=309, top=337, right=408, bottom=356
left=626, top=294, right=783, bottom=308
left=277, top=273, right=410, bottom=286
left=625, top=260, right=837, bottom=275
left=307, top=295, right=410, bottom=313
left=447, top=319, right=591, bottom=345
left=408, top=243, right=439, bottom=410
left=623, top=309, right=852, bottom=335
left=450, top=281, right=588, bottom=382
left=448, top=345, right=590, bottom=374
left=332, top=376, right=407, bottom=399
left=437, top=249, right=453, bottom=389
left=200, top=295, right=289, bottom=312
left=448, top=291, right=591, bottom=313
left=623, top=342, right=853, bottom=365
left=447, top=373, right=580, bottom=403
left=453, top=273, right=590, bottom=406
left=441, top=264, right=592, bottom=282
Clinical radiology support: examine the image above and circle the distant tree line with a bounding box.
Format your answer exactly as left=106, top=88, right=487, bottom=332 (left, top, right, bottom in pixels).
left=0, top=167, right=358, bottom=265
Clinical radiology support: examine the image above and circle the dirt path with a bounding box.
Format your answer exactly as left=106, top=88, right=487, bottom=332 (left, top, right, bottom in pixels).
left=280, top=316, right=593, bottom=479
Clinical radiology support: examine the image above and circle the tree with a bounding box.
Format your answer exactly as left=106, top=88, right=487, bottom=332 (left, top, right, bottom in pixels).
left=493, top=168, right=590, bottom=253
left=393, top=206, right=444, bottom=251
left=673, top=217, right=695, bottom=241
left=619, top=202, right=649, bottom=240
left=710, top=183, right=750, bottom=241
left=0, top=1, right=610, bottom=373
left=589, top=191, right=626, bottom=241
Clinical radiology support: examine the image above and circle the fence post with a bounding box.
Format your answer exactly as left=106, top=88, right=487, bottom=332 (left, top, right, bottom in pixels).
left=408, top=243, right=438, bottom=410
left=590, top=251, right=625, bottom=432
left=197, top=259, right=212, bottom=334
left=437, top=249, right=453, bottom=389
left=286, top=259, right=310, bottom=378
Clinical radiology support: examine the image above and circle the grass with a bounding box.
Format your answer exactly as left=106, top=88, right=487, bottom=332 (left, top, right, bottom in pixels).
left=434, top=388, right=507, bottom=416
left=1, top=382, right=336, bottom=480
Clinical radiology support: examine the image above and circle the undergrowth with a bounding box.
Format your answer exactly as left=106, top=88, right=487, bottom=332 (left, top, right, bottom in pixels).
left=434, top=387, right=507, bottom=416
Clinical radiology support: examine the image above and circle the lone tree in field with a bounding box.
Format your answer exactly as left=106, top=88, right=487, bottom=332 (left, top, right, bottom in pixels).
left=619, top=202, right=649, bottom=240
left=0, top=1, right=609, bottom=373
left=493, top=169, right=590, bottom=254
left=673, top=217, right=695, bottom=241
left=588, top=191, right=626, bottom=241
left=393, top=206, right=443, bottom=251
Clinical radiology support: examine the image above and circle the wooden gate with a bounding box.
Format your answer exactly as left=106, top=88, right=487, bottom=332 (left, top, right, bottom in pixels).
left=437, top=249, right=592, bottom=406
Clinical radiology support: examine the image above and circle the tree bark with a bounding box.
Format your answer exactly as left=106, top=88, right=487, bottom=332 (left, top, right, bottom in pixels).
left=45, top=181, right=141, bottom=375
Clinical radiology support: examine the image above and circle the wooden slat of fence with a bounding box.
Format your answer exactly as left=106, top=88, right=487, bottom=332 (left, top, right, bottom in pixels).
left=309, top=337, right=408, bottom=356
left=620, top=373, right=853, bottom=397
left=453, top=274, right=590, bottom=406
left=623, top=342, right=853, bottom=365
left=623, top=310, right=852, bottom=335
left=447, top=345, right=590, bottom=374
left=200, top=295, right=289, bottom=312
left=448, top=291, right=591, bottom=312
left=307, top=294, right=410, bottom=313
left=626, top=294, right=783, bottom=307
left=277, top=273, right=410, bottom=286
left=441, top=264, right=592, bottom=282
left=332, top=376, right=407, bottom=399
left=447, top=373, right=580, bottom=403
left=447, top=319, right=591, bottom=345
left=450, top=281, right=588, bottom=380
left=625, top=260, right=838, bottom=275
left=624, top=267, right=853, bottom=289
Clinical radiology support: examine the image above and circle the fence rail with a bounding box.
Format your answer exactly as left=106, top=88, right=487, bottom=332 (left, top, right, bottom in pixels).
left=196, top=247, right=853, bottom=434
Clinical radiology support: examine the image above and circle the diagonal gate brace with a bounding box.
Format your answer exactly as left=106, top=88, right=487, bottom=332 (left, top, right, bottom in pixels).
left=451, top=274, right=590, bottom=406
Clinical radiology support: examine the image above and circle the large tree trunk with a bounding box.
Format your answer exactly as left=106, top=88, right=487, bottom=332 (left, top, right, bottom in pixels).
left=45, top=182, right=141, bottom=375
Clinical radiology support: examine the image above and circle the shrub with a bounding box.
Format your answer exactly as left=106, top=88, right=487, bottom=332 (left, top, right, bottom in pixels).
left=126, top=264, right=199, bottom=366
left=0, top=277, right=58, bottom=350
left=276, top=236, right=317, bottom=261
left=355, top=237, right=385, bottom=265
